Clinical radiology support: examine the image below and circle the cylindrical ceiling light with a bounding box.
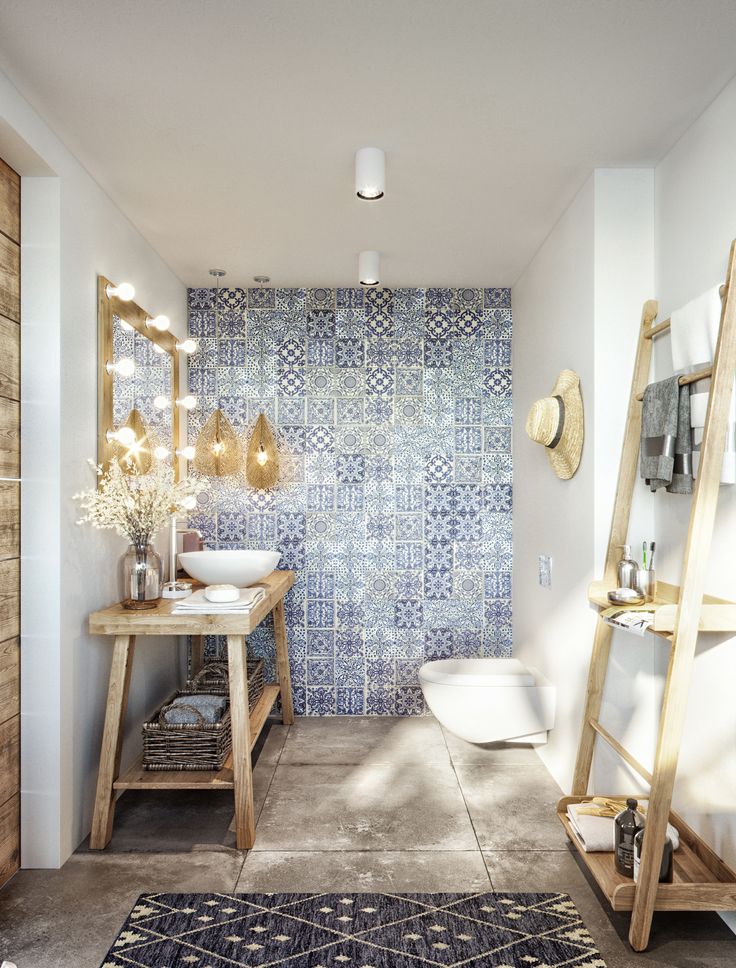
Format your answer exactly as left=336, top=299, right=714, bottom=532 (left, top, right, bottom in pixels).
left=359, top=250, right=380, bottom=287
left=355, top=147, right=385, bottom=200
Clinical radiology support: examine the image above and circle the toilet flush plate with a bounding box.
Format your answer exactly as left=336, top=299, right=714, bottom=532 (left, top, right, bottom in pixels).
left=539, top=555, right=552, bottom=588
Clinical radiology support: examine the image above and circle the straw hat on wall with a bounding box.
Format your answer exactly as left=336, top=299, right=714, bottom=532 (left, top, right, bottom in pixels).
left=525, top=370, right=584, bottom=480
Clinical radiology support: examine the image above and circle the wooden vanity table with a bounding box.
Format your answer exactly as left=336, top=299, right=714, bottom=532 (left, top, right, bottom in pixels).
left=87, top=569, right=294, bottom=850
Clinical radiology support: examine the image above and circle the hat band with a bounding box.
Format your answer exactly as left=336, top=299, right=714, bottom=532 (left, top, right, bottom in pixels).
left=546, top=396, right=565, bottom=449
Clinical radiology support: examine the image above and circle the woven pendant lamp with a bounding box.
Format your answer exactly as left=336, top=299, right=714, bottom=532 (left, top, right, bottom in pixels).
left=117, top=408, right=152, bottom=474
left=245, top=413, right=280, bottom=489
left=193, top=409, right=242, bottom=477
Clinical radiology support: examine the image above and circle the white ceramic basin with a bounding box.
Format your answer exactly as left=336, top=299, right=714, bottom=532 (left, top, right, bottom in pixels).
left=178, top=550, right=281, bottom=588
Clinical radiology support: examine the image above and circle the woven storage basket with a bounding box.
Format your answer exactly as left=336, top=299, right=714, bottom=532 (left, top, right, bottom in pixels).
left=186, top=659, right=265, bottom=713
left=142, top=692, right=232, bottom=771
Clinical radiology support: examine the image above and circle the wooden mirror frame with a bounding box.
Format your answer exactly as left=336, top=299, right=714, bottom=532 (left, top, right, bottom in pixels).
left=97, top=275, right=182, bottom=480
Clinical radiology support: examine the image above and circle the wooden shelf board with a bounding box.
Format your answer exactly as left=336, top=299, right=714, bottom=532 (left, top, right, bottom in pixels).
left=113, top=683, right=280, bottom=791
left=588, top=580, right=736, bottom=635
left=557, top=797, right=736, bottom=912
left=89, top=570, right=295, bottom=637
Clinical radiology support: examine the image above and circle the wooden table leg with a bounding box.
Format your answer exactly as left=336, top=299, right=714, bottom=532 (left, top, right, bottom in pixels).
left=227, top=634, right=255, bottom=849
left=90, top=635, right=136, bottom=849
left=190, top=634, right=205, bottom=677
left=272, top=599, right=294, bottom=725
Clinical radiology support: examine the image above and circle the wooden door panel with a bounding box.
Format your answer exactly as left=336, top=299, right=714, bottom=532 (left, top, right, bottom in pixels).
left=0, top=794, right=19, bottom=884
left=0, top=154, right=19, bottom=888
left=0, top=316, right=20, bottom=401
left=0, top=558, right=19, bottom=643
left=0, top=158, right=20, bottom=243
left=0, top=398, right=19, bottom=478
left=0, top=235, right=19, bottom=324
left=0, top=717, right=18, bottom=806
left=0, top=638, right=18, bottom=725
left=0, top=484, right=20, bottom=560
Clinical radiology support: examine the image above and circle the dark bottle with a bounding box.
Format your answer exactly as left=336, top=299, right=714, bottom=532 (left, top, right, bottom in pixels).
left=614, top=798, right=644, bottom=876
left=633, top=827, right=674, bottom=884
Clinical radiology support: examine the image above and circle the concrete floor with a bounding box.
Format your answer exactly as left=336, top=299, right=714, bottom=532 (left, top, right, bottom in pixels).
left=2, top=716, right=735, bottom=967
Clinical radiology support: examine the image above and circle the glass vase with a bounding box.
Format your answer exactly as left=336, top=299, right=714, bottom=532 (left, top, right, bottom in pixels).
left=120, top=542, right=162, bottom=610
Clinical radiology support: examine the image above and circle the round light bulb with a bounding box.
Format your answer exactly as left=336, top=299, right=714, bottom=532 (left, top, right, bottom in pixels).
left=154, top=445, right=170, bottom=460
left=153, top=395, right=171, bottom=410
left=106, top=358, right=136, bottom=378
left=106, top=282, right=135, bottom=301
left=212, top=440, right=226, bottom=456
left=107, top=426, right=137, bottom=447
left=176, top=445, right=196, bottom=460
left=176, top=338, right=198, bottom=354
left=256, top=445, right=269, bottom=466
left=147, top=314, right=170, bottom=332
left=176, top=395, right=198, bottom=411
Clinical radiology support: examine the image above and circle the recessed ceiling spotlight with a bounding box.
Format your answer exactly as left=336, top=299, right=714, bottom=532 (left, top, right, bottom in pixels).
left=253, top=275, right=270, bottom=284
left=355, top=147, right=385, bottom=200
left=359, top=250, right=380, bottom=287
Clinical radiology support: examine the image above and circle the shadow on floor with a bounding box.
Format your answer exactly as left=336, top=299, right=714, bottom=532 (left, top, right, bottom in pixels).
left=75, top=722, right=273, bottom=854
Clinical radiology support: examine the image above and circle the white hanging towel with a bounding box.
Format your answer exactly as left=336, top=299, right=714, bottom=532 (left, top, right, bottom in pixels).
left=669, top=285, right=736, bottom=484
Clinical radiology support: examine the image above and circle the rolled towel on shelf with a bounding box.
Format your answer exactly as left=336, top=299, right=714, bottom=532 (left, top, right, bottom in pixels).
left=567, top=799, right=680, bottom=853
left=670, top=285, right=736, bottom=484
left=640, top=376, right=693, bottom=494
left=160, top=693, right=228, bottom=725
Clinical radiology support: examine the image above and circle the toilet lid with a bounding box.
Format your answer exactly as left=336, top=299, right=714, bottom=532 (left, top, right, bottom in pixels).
left=420, top=658, right=535, bottom=687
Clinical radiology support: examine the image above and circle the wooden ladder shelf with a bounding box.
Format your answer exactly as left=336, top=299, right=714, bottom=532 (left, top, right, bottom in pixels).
left=560, top=240, right=736, bottom=951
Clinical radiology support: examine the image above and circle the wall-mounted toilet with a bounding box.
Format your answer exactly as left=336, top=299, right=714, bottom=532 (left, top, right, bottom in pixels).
left=418, top=657, right=556, bottom=745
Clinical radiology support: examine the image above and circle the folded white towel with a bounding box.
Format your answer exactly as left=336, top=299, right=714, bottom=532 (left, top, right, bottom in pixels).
left=670, top=285, right=735, bottom=484
left=173, top=586, right=266, bottom=614
left=567, top=800, right=680, bottom=853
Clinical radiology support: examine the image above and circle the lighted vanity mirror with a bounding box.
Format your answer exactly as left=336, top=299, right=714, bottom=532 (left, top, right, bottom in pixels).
left=98, top=275, right=182, bottom=480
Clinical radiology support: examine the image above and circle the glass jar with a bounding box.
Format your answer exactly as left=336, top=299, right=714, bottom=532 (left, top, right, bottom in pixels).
left=120, top=542, right=162, bottom=609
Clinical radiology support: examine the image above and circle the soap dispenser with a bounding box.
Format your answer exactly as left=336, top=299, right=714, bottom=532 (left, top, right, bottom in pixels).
left=617, top=544, right=637, bottom=590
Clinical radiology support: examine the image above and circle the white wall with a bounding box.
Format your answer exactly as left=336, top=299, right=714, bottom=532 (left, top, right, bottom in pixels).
left=512, top=175, right=597, bottom=786
left=514, top=74, right=736, bottom=931
left=653, top=73, right=736, bottom=888
left=513, top=169, right=655, bottom=792
left=0, top=67, right=188, bottom=866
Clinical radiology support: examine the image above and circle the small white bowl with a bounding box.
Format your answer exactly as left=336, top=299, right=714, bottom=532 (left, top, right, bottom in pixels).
left=179, top=550, right=281, bottom=588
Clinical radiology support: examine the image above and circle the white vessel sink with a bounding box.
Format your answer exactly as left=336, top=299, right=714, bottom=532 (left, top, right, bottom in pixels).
left=178, top=549, right=281, bottom=588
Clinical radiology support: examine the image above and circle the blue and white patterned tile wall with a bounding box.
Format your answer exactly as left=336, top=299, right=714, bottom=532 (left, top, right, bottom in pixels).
left=186, top=286, right=512, bottom=715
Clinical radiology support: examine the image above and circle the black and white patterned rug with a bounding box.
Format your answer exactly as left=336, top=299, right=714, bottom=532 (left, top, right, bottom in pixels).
left=100, top=892, right=606, bottom=967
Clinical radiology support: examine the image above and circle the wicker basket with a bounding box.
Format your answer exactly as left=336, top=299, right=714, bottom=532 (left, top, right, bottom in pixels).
left=142, top=692, right=232, bottom=771
left=186, top=659, right=265, bottom=713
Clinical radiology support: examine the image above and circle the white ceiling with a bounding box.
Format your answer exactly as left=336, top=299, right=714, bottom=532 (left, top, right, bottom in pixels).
left=1, top=0, right=736, bottom=288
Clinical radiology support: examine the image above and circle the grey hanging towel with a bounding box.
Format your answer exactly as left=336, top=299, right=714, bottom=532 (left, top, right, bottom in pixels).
left=640, top=375, right=693, bottom=494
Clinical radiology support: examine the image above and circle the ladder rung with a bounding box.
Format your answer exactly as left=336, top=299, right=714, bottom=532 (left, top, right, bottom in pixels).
left=589, top=718, right=653, bottom=784
left=635, top=365, right=713, bottom=402
left=644, top=316, right=672, bottom=339
left=643, top=284, right=727, bottom=341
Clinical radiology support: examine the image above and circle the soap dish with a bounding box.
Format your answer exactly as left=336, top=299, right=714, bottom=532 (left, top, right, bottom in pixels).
left=607, top=588, right=645, bottom=606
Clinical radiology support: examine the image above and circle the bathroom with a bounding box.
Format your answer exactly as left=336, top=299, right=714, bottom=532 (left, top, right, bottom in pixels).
left=3, top=3, right=736, bottom=967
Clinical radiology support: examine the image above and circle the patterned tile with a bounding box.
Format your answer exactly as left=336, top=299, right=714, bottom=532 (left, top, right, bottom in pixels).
left=187, top=287, right=512, bottom=714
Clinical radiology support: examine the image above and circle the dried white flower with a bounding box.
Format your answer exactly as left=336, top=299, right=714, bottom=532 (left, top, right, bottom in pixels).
left=73, top=459, right=206, bottom=547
